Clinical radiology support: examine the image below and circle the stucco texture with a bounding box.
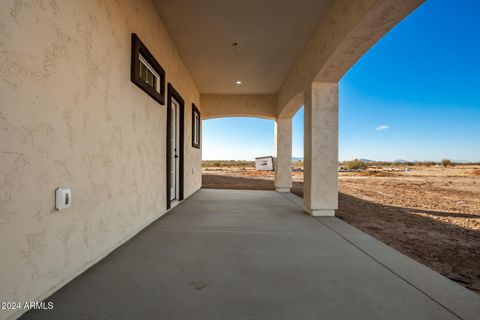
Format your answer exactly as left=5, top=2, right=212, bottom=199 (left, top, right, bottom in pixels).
left=303, top=82, right=339, bottom=215
left=0, top=1, right=200, bottom=319
left=200, top=94, right=277, bottom=120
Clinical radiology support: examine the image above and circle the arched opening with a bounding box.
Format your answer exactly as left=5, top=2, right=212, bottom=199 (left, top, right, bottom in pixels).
left=201, top=117, right=276, bottom=191
left=333, top=0, right=480, bottom=293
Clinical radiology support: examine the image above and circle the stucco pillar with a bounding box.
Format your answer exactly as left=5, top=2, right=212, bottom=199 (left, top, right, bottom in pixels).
left=303, top=82, right=338, bottom=216
left=274, top=118, right=292, bottom=192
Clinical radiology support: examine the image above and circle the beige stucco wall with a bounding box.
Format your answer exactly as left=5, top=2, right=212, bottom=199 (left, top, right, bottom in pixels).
left=201, top=94, right=277, bottom=120
left=0, top=1, right=200, bottom=319
left=274, top=118, right=292, bottom=192
left=303, top=82, right=338, bottom=216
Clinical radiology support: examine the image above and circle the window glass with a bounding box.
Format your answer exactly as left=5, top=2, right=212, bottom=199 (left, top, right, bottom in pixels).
left=139, top=55, right=160, bottom=93
left=194, top=113, right=199, bottom=144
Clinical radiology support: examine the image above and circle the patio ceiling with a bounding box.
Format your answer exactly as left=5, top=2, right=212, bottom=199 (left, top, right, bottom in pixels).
left=153, top=0, right=334, bottom=94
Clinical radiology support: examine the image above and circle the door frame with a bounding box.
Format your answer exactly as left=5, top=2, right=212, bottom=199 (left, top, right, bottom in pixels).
left=166, top=83, right=184, bottom=209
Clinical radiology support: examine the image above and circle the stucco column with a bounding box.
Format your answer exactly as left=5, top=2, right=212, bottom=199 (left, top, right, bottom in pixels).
left=274, top=118, right=292, bottom=192
left=303, top=82, right=338, bottom=216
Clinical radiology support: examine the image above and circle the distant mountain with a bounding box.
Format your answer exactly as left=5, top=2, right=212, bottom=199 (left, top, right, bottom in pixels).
left=292, top=157, right=304, bottom=162
left=359, top=159, right=375, bottom=163
left=393, top=159, right=409, bottom=163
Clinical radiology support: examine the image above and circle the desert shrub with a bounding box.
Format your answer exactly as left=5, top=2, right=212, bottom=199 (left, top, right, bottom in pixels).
left=344, top=159, right=367, bottom=170
left=416, top=161, right=436, bottom=167
left=465, top=162, right=480, bottom=166
left=441, top=159, right=453, bottom=167
left=202, top=160, right=255, bottom=168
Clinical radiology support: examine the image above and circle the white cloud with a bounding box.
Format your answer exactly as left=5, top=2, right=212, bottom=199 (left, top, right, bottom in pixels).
left=376, top=125, right=390, bottom=131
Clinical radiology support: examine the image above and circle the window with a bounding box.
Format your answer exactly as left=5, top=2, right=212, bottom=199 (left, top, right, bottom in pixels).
left=139, top=54, right=160, bottom=93
left=131, top=33, right=165, bottom=104
left=192, top=104, right=201, bottom=148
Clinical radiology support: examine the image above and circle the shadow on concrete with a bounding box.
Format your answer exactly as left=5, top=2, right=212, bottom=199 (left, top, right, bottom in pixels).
left=202, top=174, right=480, bottom=293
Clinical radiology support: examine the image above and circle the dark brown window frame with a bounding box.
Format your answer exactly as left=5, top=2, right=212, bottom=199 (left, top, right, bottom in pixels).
left=192, top=103, right=201, bottom=149
left=131, top=33, right=166, bottom=105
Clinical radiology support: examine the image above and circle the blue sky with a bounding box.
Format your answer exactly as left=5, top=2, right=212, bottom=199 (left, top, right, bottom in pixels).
left=203, top=0, right=480, bottom=162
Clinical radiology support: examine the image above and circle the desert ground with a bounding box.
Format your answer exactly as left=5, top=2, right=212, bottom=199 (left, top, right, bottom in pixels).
left=202, top=162, right=480, bottom=293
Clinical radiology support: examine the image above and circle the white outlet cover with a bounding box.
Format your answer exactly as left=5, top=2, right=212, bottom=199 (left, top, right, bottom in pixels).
left=55, top=187, right=72, bottom=211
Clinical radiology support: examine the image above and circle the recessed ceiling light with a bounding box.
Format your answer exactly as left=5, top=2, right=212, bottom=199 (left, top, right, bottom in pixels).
left=236, top=81, right=242, bottom=85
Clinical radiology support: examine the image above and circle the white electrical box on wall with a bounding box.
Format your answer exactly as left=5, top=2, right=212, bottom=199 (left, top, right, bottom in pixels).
left=55, top=187, right=72, bottom=211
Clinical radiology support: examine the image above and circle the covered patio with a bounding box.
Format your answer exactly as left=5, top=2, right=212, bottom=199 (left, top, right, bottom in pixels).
left=2, top=1, right=480, bottom=319
left=21, top=189, right=479, bottom=320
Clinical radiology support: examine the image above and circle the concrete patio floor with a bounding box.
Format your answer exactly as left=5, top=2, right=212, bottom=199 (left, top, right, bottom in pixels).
left=21, top=189, right=480, bottom=320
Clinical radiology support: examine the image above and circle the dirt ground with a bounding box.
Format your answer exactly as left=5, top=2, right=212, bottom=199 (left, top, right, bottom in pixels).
left=202, top=165, right=480, bottom=293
